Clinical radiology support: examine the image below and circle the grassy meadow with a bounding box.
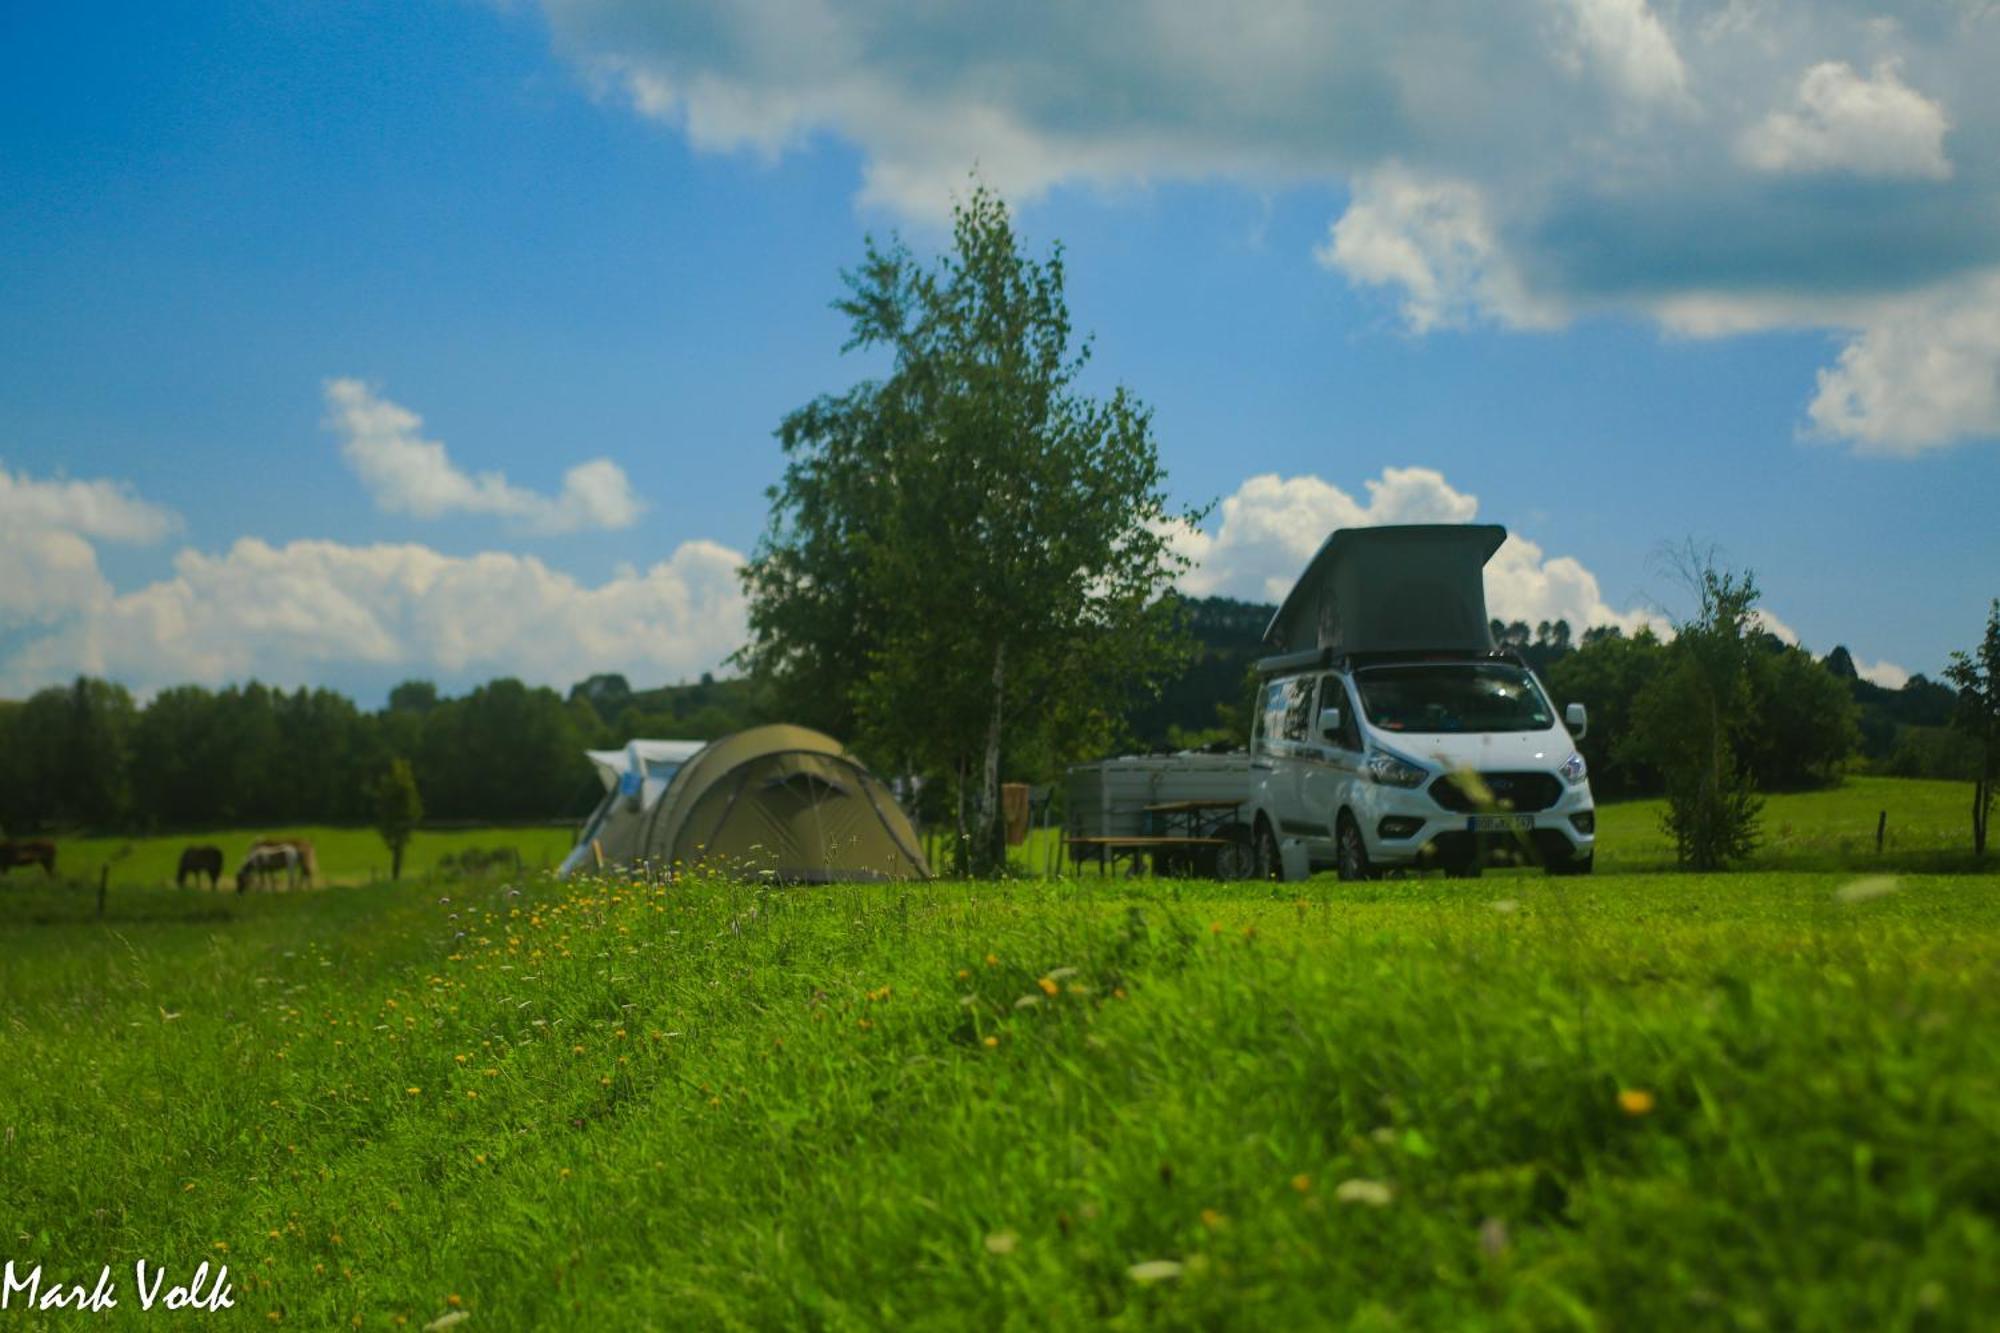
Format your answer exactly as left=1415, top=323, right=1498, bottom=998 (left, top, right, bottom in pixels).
left=2, top=777, right=1996, bottom=1330
left=17, top=824, right=578, bottom=891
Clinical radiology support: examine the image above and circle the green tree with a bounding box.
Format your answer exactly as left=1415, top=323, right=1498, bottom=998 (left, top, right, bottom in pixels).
left=1547, top=627, right=1667, bottom=798
left=373, top=757, right=424, bottom=880
left=1629, top=550, right=1764, bottom=870
left=1742, top=641, right=1860, bottom=789
left=739, top=182, right=1201, bottom=874
left=1942, top=599, right=2000, bottom=859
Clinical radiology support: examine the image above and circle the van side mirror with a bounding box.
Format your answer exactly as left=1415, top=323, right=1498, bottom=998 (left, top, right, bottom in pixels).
left=1564, top=702, right=1588, bottom=738
left=1318, top=707, right=1342, bottom=740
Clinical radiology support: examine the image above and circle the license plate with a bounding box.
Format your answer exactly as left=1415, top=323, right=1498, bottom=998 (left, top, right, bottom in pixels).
left=1468, top=814, right=1533, bottom=833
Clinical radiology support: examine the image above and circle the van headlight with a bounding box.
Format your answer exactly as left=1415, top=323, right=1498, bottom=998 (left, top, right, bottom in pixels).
left=1560, top=751, right=1588, bottom=786
left=1365, top=749, right=1429, bottom=789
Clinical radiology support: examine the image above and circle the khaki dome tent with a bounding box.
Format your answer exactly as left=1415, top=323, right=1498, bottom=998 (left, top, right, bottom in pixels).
left=634, top=725, right=931, bottom=882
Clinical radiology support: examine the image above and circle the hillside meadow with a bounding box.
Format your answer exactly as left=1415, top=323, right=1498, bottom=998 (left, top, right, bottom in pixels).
left=2, top=796, right=1996, bottom=1328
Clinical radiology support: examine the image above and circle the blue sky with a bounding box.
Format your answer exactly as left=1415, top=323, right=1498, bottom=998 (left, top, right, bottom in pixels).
left=4, top=1, right=1996, bottom=703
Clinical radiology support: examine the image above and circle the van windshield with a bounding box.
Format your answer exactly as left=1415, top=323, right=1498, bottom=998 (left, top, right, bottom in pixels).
left=1354, top=662, right=1554, bottom=734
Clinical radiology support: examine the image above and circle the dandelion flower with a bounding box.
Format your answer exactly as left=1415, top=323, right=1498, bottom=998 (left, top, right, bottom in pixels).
left=406, top=1087, right=421, bottom=1097
left=1200, top=1208, right=1225, bottom=1229
left=984, top=1231, right=1018, bottom=1255
left=957, top=968, right=972, bottom=981
left=1290, top=1174, right=1312, bottom=1193
left=983, top=1036, right=1000, bottom=1049
left=1037, top=976, right=1059, bottom=997
left=984, top=953, right=999, bottom=967
left=1618, top=1088, right=1656, bottom=1116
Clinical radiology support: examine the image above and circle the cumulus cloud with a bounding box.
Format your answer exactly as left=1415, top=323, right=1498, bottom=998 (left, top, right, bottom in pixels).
left=1319, top=167, right=1559, bottom=332
left=543, top=0, right=2000, bottom=452
left=325, top=378, right=646, bottom=534
left=1, top=534, right=747, bottom=697
left=0, top=463, right=180, bottom=544
left=0, top=463, right=180, bottom=627
left=1553, top=0, right=1691, bottom=108
left=1854, top=656, right=1910, bottom=690
left=1175, top=466, right=1659, bottom=636
left=1738, top=60, right=1952, bottom=181
left=1805, top=273, right=2000, bottom=452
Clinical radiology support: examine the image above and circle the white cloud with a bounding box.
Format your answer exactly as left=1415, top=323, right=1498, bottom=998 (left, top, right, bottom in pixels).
left=0, top=463, right=180, bottom=544
left=1175, top=466, right=1659, bottom=637
left=1854, top=656, right=1910, bottom=689
left=1750, top=607, right=1800, bottom=644
left=325, top=378, right=646, bottom=534
left=1738, top=60, right=1952, bottom=180
left=1319, top=167, right=1560, bottom=332
left=1553, top=0, right=1691, bottom=108
left=2, top=533, right=747, bottom=697
left=545, top=0, right=2000, bottom=452
left=0, top=463, right=180, bottom=628
left=1805, top=272, right=2000, bottom=453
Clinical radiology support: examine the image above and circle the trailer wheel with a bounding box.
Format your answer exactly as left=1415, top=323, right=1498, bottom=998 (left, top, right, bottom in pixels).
left=1254, top=820, right=1285, bottom=882
left=1212, top=827, right=1256, bottom=881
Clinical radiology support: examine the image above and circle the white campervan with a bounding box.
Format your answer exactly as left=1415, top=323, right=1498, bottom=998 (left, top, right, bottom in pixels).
left=1239, top=523, right=1596, bottom=880
left=1245, top=654, right=1595, bottom=879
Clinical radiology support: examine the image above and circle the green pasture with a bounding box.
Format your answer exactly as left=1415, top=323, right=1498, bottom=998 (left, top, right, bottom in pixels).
left=7, top=776, right=1979, bottom=899
left=1591, top=776, right=1982, bottom=872
left=19, top=824, right=579, bottom=889
left=2, top=854, right=1995, bottom=1328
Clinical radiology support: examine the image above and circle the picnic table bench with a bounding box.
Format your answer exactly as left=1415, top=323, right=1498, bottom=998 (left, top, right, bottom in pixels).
left=1066, top=800, right=1249, bottom=876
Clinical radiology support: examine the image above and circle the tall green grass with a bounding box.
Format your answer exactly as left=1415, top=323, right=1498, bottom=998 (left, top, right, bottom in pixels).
left=2, top=864, right=1994, bottom=1329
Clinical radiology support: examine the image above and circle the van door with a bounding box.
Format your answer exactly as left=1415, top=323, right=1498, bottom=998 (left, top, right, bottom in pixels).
left=1297, top=673, right=1363, bottom=861
left=1259, top=675, right=1318, bottom=846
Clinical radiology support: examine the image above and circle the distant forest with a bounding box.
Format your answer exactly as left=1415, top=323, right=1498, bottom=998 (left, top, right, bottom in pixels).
left=0, top=594, right=1976, bottom=832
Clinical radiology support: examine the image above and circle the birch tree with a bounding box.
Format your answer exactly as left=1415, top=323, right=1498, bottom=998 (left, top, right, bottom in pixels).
left=739, top=183, right=1201, bottom=874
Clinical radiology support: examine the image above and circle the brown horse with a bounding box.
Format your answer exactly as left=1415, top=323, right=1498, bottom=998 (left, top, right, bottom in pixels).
left=0, top=839, right=57, bottom=877
left=177, top=845, right=224, bottom=889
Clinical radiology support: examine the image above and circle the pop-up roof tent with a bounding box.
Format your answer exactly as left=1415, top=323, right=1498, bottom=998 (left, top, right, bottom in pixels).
left=558, top=739, right=707, bottom=877
left=1264, top=523, right=1508, bottom=656
left=633, top=724, right=931, bottom=882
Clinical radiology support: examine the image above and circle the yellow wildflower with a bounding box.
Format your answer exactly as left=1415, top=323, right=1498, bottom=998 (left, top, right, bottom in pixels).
left=1619, top=1088, right=1656, bottom=1116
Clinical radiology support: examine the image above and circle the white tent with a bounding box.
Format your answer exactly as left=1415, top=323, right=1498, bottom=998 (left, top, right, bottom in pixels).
left=558, top=739, right=707, bottom=877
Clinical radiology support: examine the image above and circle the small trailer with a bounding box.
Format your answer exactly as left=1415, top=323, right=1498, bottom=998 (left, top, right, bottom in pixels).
left=1063, top=750, right=1258, bottom=876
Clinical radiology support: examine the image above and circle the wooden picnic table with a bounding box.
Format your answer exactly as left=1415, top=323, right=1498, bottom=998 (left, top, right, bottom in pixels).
left=1064, top=833, right=1232, bottom=876
left=1140, top=798, right=1246, bottom=841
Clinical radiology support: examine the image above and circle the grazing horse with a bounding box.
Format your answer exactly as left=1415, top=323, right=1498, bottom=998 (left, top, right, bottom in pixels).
left=0, top=839, right=57, bottom=878
left=177, top=845, right=224, bottom=889
left=281, top=838, right=318, bottom=887
left=236, top=843, right=300, bottom=893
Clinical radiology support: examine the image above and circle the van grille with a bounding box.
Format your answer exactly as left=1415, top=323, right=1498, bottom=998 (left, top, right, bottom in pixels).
left=1428, top=771, right=1562, bottom=813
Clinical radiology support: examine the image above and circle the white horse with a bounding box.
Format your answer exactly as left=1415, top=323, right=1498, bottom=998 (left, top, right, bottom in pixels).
left=236, top=842, right=300, bottom=893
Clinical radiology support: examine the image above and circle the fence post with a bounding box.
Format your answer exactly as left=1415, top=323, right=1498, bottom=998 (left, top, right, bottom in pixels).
left=1875, top=810, right=1887, bottom=854
left=97, top=864, right=109, bottom=917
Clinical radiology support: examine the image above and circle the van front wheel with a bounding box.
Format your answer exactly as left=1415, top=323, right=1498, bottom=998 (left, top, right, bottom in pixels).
left=1336, top=816, right=1376, bottom=882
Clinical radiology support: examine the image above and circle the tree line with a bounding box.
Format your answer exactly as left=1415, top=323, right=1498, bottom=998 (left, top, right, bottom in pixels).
left=0, top=672, right=767, bottom=835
